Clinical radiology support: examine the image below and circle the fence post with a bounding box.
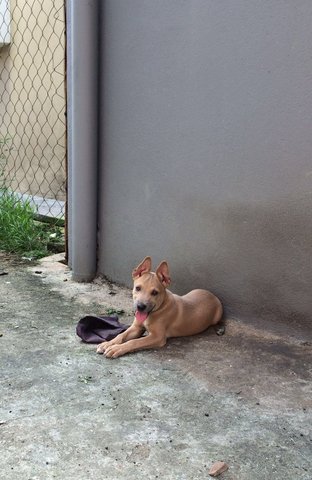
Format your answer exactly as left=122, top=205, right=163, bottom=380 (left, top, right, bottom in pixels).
left=66, top=0, right=99, bottom=281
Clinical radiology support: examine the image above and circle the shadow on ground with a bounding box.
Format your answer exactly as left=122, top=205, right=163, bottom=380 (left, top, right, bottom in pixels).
left=0, top=253, right=311, bottom=480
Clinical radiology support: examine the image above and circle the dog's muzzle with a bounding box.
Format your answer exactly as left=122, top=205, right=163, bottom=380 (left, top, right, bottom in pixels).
left=134, top=301, right=154, bottom=323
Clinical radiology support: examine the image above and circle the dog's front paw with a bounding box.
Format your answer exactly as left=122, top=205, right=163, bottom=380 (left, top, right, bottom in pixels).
left=104, top=344, right=126, bottom=359
left=96, top=342, right=108, bottom=354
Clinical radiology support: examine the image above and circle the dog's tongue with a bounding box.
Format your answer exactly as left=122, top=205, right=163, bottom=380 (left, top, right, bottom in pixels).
left=135, top=311, right=148, bottom=323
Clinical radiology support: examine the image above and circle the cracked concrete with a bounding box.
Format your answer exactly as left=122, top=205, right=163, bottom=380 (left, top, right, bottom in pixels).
left=0, top=252, right=311, bottom=479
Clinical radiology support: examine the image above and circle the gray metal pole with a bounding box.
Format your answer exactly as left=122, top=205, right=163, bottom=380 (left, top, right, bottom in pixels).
left=66, top=0, right=99, bottom=281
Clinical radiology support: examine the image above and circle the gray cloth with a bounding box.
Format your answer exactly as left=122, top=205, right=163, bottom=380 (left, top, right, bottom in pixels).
left=76, top=315, right=128, bottom=343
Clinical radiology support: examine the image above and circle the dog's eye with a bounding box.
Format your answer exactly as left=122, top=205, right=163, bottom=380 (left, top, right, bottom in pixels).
left=135, top=286, right=141, bottom=292
left=151, top=289, right=158, bottom=296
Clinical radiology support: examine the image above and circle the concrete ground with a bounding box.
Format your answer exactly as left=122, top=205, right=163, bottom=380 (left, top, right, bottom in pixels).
left=0, top=252, right=311, bottom=480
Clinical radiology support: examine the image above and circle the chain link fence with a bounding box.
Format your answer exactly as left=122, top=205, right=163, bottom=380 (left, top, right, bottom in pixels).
left=0, top=0, right=66, bottom=220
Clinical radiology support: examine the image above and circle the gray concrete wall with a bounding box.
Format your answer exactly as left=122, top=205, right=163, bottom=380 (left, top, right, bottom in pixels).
left=98, top=0, right=312, bottom=327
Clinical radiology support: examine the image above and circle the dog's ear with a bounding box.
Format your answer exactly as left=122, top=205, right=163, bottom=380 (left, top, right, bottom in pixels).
left=156, top=261, right=171, bottom=287
left=132, top=256, right=152, bottom=279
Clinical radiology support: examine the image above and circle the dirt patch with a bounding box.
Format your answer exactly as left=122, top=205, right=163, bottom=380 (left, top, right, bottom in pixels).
left=29, top=253, right=134, bottom=323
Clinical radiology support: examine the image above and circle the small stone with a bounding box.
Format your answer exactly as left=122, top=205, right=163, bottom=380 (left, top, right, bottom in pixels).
left=208, top=461, right=229, bottom=477
left=215, top=325, right=225, bottom=336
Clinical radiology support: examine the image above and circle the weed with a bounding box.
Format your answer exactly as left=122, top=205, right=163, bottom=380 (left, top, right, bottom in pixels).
left=105, top=308, right=125, bottom=316
left=0, top=189, right=63, bottom=259
left=0, top=134, right=64, bottom=259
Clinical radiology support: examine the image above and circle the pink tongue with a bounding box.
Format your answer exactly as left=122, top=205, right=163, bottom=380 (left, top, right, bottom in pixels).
left=135, top=311, right=148, bottom=323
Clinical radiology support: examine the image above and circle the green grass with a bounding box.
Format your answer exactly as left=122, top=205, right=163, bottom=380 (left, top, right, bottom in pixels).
left=0, top=189, right=64, bottom=259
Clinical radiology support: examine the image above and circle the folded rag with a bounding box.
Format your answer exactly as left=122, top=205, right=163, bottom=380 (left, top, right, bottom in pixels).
left=76, top=314, right=128, bottom=344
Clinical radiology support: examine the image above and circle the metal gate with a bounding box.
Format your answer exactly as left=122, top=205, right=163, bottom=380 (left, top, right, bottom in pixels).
left=0, top=0, right=66, bottom=220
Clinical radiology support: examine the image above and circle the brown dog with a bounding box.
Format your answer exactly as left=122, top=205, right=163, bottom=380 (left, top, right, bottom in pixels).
left=96, top=256, right=223, bottom=358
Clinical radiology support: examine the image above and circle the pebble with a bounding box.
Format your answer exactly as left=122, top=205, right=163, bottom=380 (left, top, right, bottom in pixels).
left=208, top=461, right=229, bottom=477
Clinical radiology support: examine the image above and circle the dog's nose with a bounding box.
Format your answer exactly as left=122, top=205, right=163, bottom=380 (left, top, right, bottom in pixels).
left=137, top=302, right=147, bottom=312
